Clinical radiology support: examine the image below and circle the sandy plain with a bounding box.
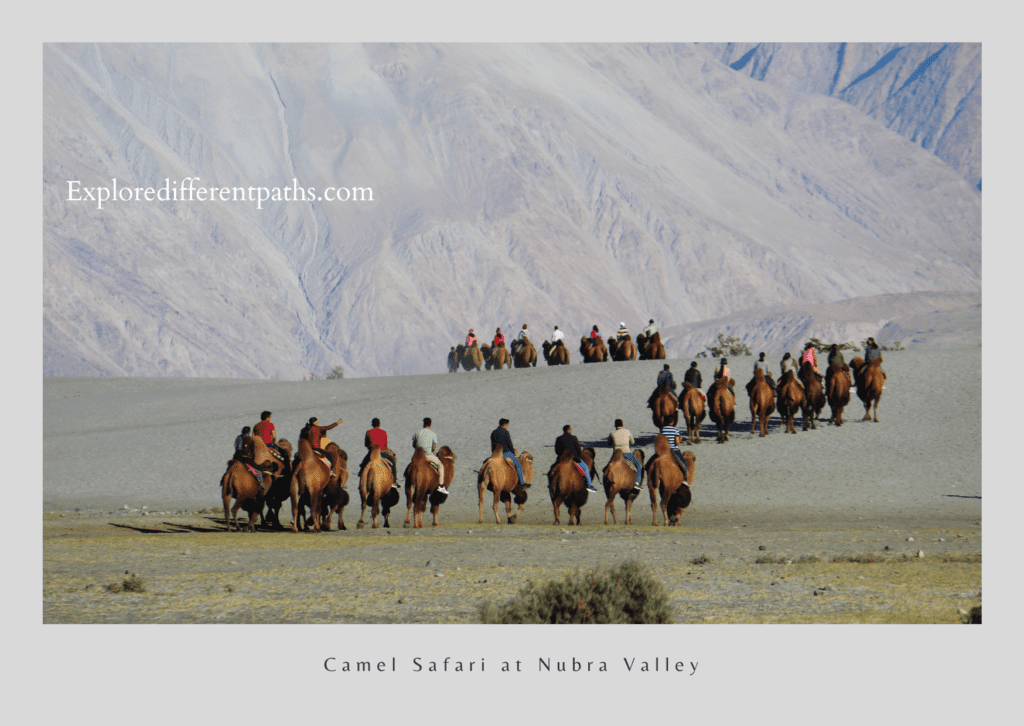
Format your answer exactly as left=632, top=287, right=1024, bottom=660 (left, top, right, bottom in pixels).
left=43, top=347, right=981, bottom=623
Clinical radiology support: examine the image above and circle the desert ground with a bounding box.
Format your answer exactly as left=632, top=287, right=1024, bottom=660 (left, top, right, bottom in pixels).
left=43, top=347, right=981, bottom=623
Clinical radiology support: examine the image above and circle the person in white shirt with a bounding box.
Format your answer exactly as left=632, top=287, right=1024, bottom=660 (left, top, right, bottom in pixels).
left=411, top=417, right=447, bottom=495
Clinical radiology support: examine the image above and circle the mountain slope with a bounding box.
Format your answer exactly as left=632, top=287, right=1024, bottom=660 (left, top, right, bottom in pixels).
left=43, top=43, right=981, bottom=378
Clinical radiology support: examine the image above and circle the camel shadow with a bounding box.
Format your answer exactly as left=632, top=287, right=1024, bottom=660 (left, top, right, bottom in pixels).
left=108, top=522, right=189, bottom=535
left=943, top=494, right=981, bottom=500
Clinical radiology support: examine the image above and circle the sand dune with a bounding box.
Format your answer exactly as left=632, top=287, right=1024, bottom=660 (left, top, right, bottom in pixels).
left=44, top=346, right=980, bottom=531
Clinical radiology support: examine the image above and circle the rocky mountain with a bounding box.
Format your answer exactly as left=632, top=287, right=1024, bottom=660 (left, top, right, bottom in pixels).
left=43, top=43, right=981, bottom=379
left=700, top=43, right=981, bottom=190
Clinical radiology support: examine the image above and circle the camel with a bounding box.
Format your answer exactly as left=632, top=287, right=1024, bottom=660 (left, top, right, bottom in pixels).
left=825, top=361, right=852, bottom=426
left=609, top=335, right=638, bottom=361
left=579, top=336, right=607, bottom=363
left=747, top=369, right=776, bottom=438
left=542, top=340, right=570, bottom=365
left=775, top=370, right=805, bottom=434
left=547, top=448, right=597, bottom=526
left=707, top=376, right=736, bottom=443
left=261, top=439, right=296, bottom=530
left=221, top=436, right=288, bottom=532
left=680, top=382, right=706, bottom=444
left=477, top=446, right=533, bottom=524
left=357, top=444, right=400, bottom=528
left=455, top=342, right=483, bottom=371
left=512, top=338, right=538, bottom=368
left=798, top=360, right=826, bottom=430
left=289, top=438, right=342, bottom=533
left=650, top=381, right=679, bottom=429
left=602, top=449, right=646, bottom=525
left=319, top=443, right=350, bottom=531
left=638, top=331, right=666, bottom=360
left=403, top=446, right=457, bottom=528
left=644, top=435, right=694, bottom=526
left=482, top=343, right=512, bottom=370
left=850, top=355, right=886, bottom=422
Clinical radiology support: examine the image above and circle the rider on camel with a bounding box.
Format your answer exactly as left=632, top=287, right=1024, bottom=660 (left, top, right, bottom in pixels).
left=492, top=328, right=505, bottom=348
left=412, top=417, right=447, bottom=495
left=551, top=325, right=565, bottom=347
left=490, top=418, right=529, bottom=489
left=363, top=417, right=397, bottom=482
left=753, top=352, right=776, bottom=392
left=608, top=419, right=643, bottom=490
left=465, top=329, right=477, bottom=347
left=715, top=358, right=735, bottom=397
left=555, top=424, right=596, bottom=493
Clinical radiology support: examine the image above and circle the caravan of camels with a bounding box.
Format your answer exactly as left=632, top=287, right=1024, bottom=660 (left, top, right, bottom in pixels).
left=221, top=324, right=886, bottom=534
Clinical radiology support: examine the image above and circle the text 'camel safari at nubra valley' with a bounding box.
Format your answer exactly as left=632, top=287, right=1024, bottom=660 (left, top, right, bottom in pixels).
left=221, top=316, right=889, bottom=534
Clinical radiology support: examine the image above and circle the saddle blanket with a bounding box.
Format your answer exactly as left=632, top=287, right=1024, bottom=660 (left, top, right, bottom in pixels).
left=245, top=464, right=263, bottom=481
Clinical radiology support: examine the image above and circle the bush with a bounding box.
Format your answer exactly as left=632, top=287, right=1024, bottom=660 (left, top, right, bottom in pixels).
left=704, top=333, right=752, bottom=357
left=106, top=573, right=145, bottom=593
left=325, top=365, right=345, bottom=380
left=478, top=560, right=673, bottom=624
left=690, top=554, right=713, bottom=565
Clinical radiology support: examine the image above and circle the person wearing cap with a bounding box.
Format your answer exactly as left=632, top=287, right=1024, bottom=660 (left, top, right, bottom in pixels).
left=490, top=418, right=528, bottom=489
left=465, top=329, right=477, bottom=347
left=608, top=419, right=642, bottom=490
left=555, top=424, right=596, bottom=493
left=616, top=322, right=630, bottom=343
left=643, top=319, right=659, bottom=337
left=715, top=357, right=735, bottom=396
left=551, top=325, right=565, bottom=346
left=412, top=417, right=447, bottom=495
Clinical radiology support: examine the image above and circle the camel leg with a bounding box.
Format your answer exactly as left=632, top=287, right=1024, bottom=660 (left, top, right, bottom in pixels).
left=478, top=482, right=487, bottom=524
left=223, top=492, right=235, bottom=532
left=873, top=397, right=880, bottom=422
left=289, top=489, right=300, bottom=533
left=625, top=496, right=632, bottom=526
left=552, top=499, right=562, bottom=525
left=431, top=502, right=440, bottom=527
left=493, top=490, right=502, bottom=525
left=405, top=488, right=414, bottom=526
left=650, top=487, right=659, bottom=526
left=605, top=495, right=615, bottom=525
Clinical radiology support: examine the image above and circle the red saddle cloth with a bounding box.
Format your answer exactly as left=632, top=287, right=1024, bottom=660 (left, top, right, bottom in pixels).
left=245, top=464, right=263, bottom=480
left=574, top=462, right=586, bottom=477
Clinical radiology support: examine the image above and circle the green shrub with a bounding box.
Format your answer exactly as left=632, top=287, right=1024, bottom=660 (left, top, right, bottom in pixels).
left=965, top=605, right=981, bottom=624
left=325, top=366, right=345, bottom=380
left=704, top=333, right=752, bottom=357
left=690, top=554, right=713, bottom=565
left=478, top=560, right=673, bottom=624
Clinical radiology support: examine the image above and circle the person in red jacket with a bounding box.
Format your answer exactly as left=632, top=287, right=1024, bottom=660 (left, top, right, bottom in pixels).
left=465, top=329, right=477, bottom=347
left=492, top=328, right=505, bottom=348
left=301, top=416, right=342, bottom=458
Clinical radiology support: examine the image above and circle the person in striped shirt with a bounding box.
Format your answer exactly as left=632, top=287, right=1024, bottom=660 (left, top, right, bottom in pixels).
left=659, top=422, right=688, bottom=479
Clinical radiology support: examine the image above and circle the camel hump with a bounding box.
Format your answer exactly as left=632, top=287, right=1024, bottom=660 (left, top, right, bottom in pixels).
left=609, top=449, right=624, bottom=463
left=653, top=434, right=671, bottom=456
left=411, top=448, right=426, bottom=463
